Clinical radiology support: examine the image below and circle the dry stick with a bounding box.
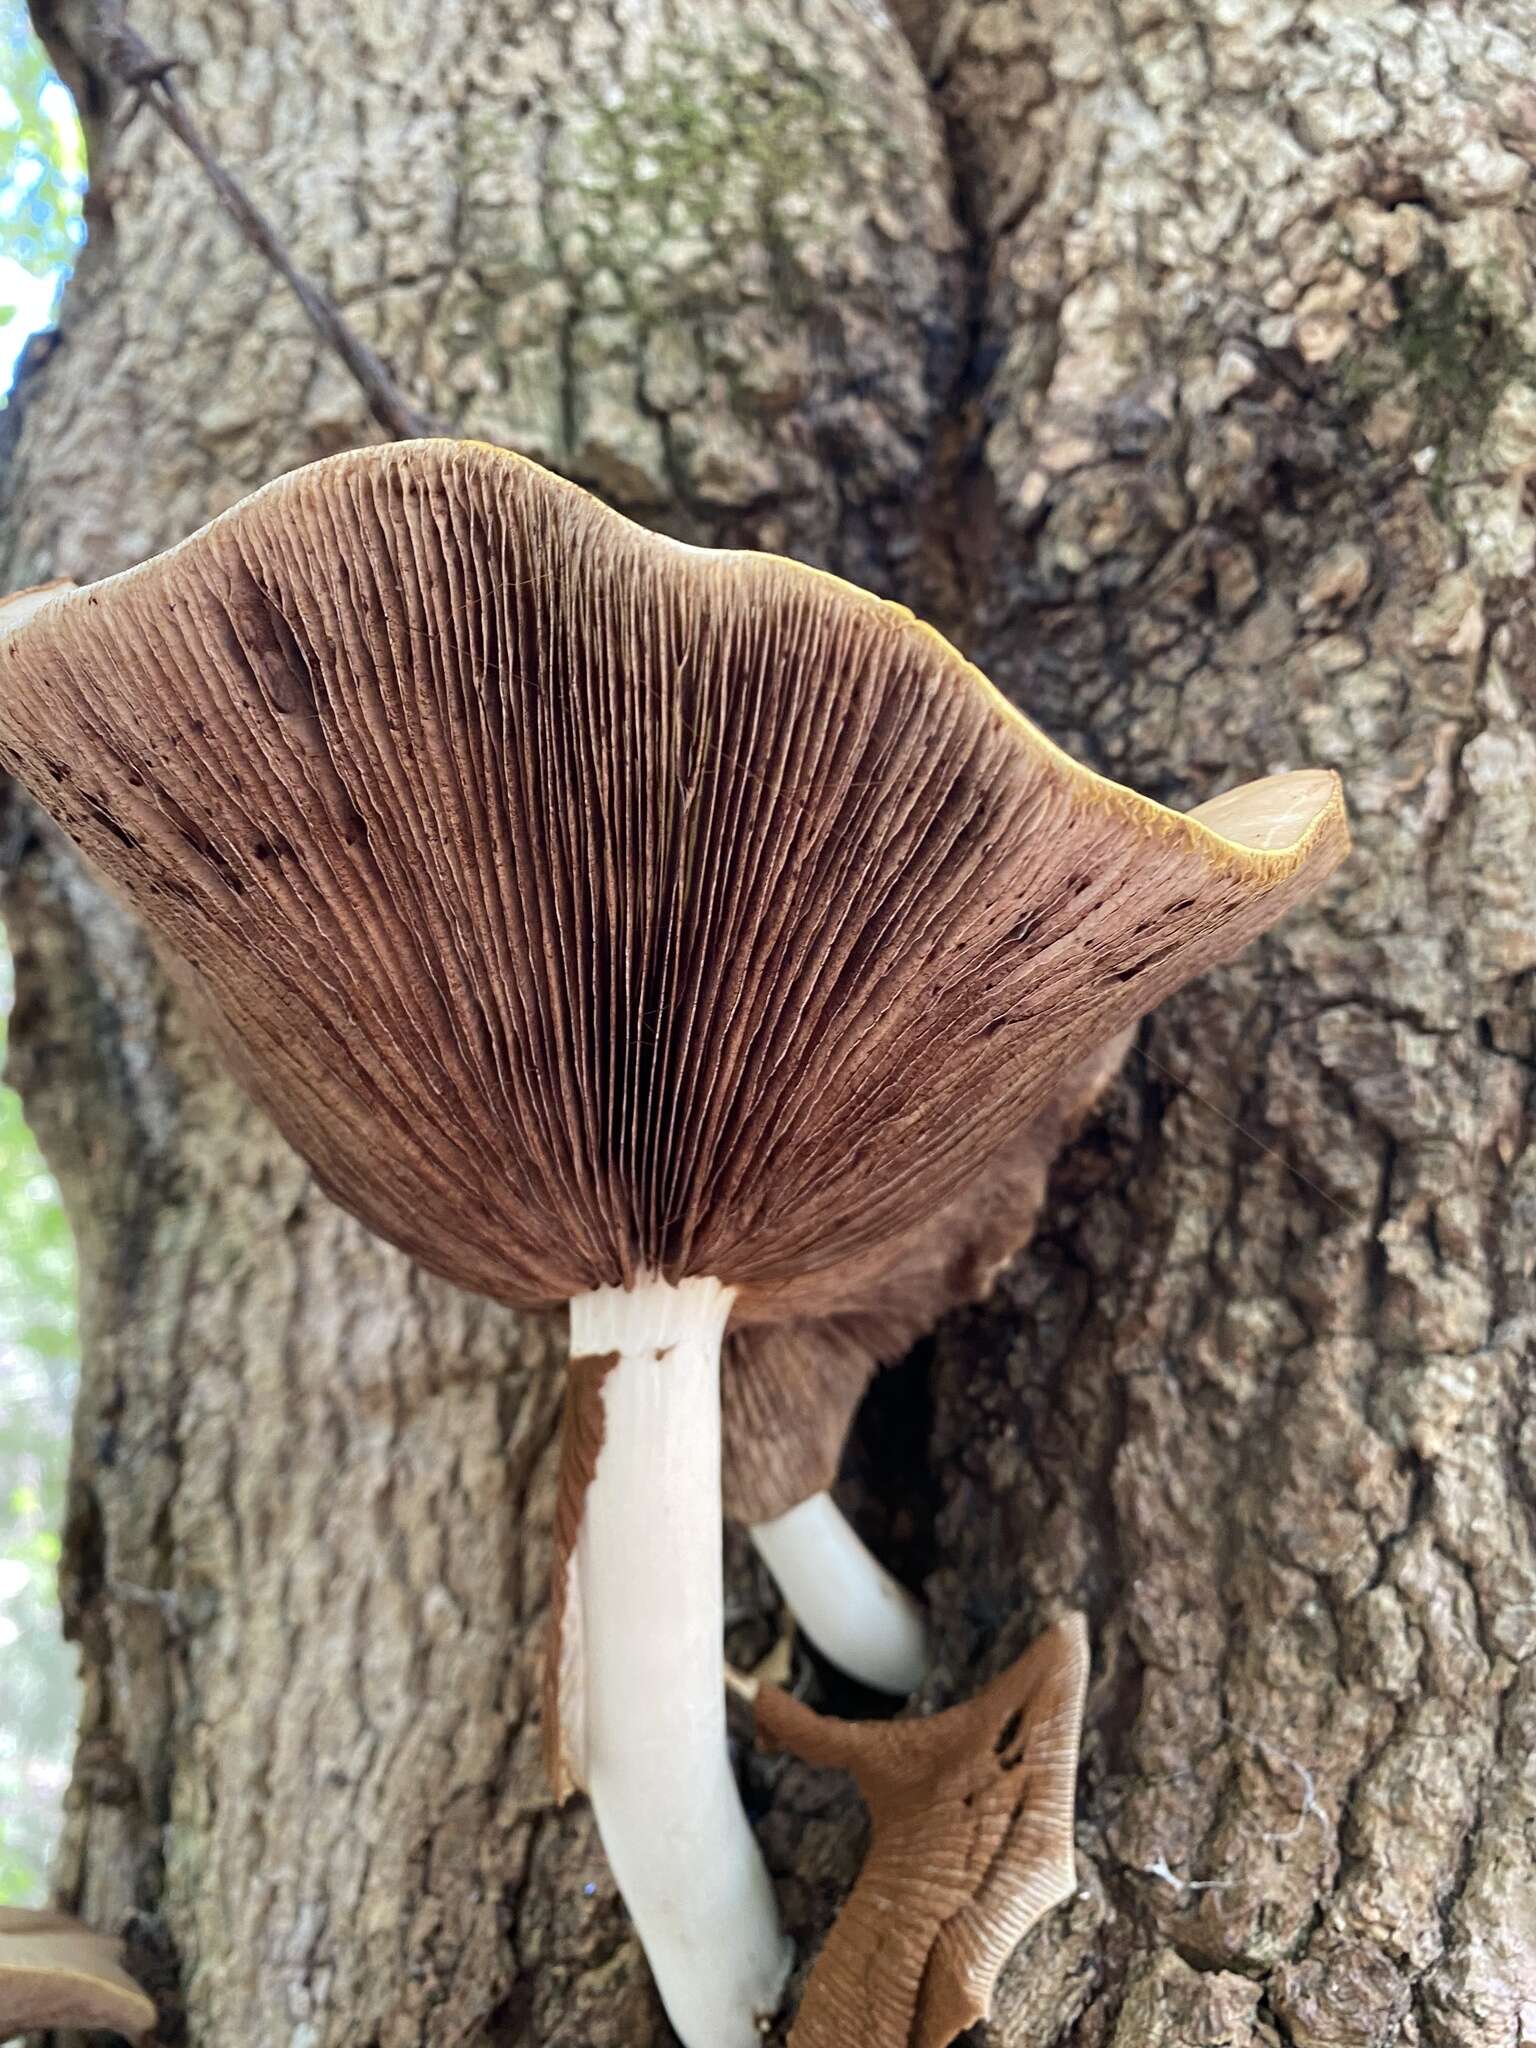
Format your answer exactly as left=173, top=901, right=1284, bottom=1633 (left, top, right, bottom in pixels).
left=1134, top=1041, right=1354, bottom=1221
left=93, top=2, right=442, bottom=444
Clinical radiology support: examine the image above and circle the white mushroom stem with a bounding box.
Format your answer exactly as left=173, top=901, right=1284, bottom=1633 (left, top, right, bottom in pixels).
left=570, top=1275, right=790, bottom=2048
left=750, top=1490, right=931, bottom=1695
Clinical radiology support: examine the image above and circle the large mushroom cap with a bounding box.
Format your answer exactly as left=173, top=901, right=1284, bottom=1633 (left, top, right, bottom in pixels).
left=0, top=441, right=1347, bottom=1308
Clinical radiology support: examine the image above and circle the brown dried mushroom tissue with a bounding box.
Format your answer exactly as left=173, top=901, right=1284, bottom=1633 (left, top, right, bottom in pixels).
left=757, top=1617, right=1090, bottom=2048
left=0, top=440, right=1350, bottom=2047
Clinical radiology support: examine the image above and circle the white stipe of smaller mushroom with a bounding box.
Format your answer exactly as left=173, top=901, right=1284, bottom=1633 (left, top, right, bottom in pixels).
left=751, top=1493, right=929, bottom=1695
left=570, top=1275, right=791, bottom=2048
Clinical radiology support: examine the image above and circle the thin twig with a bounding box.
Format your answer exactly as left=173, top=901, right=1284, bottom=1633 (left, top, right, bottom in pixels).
left=93, top=1, right=443, bottom=443
left=1134, top=1040, right=1355, bottom=1221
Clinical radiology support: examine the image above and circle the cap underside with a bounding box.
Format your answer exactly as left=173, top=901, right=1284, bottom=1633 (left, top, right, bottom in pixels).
left=0, top=441, right=1348, bottom=1308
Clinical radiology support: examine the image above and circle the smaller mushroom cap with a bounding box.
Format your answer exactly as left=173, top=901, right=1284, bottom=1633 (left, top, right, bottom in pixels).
left=0, top=1906, right=156, bottom=2042
left=757, top=1614, right=1089, bottom=2048
left=721, top=1034, right=1131, bottom=1525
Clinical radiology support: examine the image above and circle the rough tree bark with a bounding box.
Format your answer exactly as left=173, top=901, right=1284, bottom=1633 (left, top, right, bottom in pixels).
left=2, top=2, right=1533, bottom=2044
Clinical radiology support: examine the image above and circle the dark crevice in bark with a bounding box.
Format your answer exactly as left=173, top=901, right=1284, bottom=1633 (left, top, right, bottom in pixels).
left=896, top=43, right=1005, bottom=653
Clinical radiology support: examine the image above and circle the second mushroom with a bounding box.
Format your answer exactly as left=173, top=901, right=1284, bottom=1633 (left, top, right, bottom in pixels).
left=0, top=441, right=1349, bottom=2048
left=721, top=1031, right=1135, bottom=1696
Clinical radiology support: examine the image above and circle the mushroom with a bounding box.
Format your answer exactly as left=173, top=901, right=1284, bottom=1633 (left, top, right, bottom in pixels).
left=0, top=1905, right=155, bottom=2042
left=0, top=440, right=1348, bottom=2047
left=722, top=1033, right=1133, bottom=1694
left=749, top=1614, right=1090, bottom=2047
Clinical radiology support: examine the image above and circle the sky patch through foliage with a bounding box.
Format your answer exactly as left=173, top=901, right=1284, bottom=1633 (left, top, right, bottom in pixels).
left=0, top=2, right=84, bottom=1905
left=0, top=0, right=84, bottom=393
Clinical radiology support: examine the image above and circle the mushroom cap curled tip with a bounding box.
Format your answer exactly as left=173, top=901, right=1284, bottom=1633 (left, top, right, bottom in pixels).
left=757, top=1613, right=1090, bottom=2048
left=0, top=1905, right=156, bottom=2041
left=0, top=441, right=1348, bottom=1309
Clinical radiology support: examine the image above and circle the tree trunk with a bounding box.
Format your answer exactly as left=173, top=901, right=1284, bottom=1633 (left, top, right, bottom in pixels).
left=3, top=2, right=1533, bottom=2043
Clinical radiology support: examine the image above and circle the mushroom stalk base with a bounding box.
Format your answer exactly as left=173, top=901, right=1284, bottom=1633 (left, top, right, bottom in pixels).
left=570, top=1275, right=790, bottom=2048
left=751, top=1491, right=930, bottom=1695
